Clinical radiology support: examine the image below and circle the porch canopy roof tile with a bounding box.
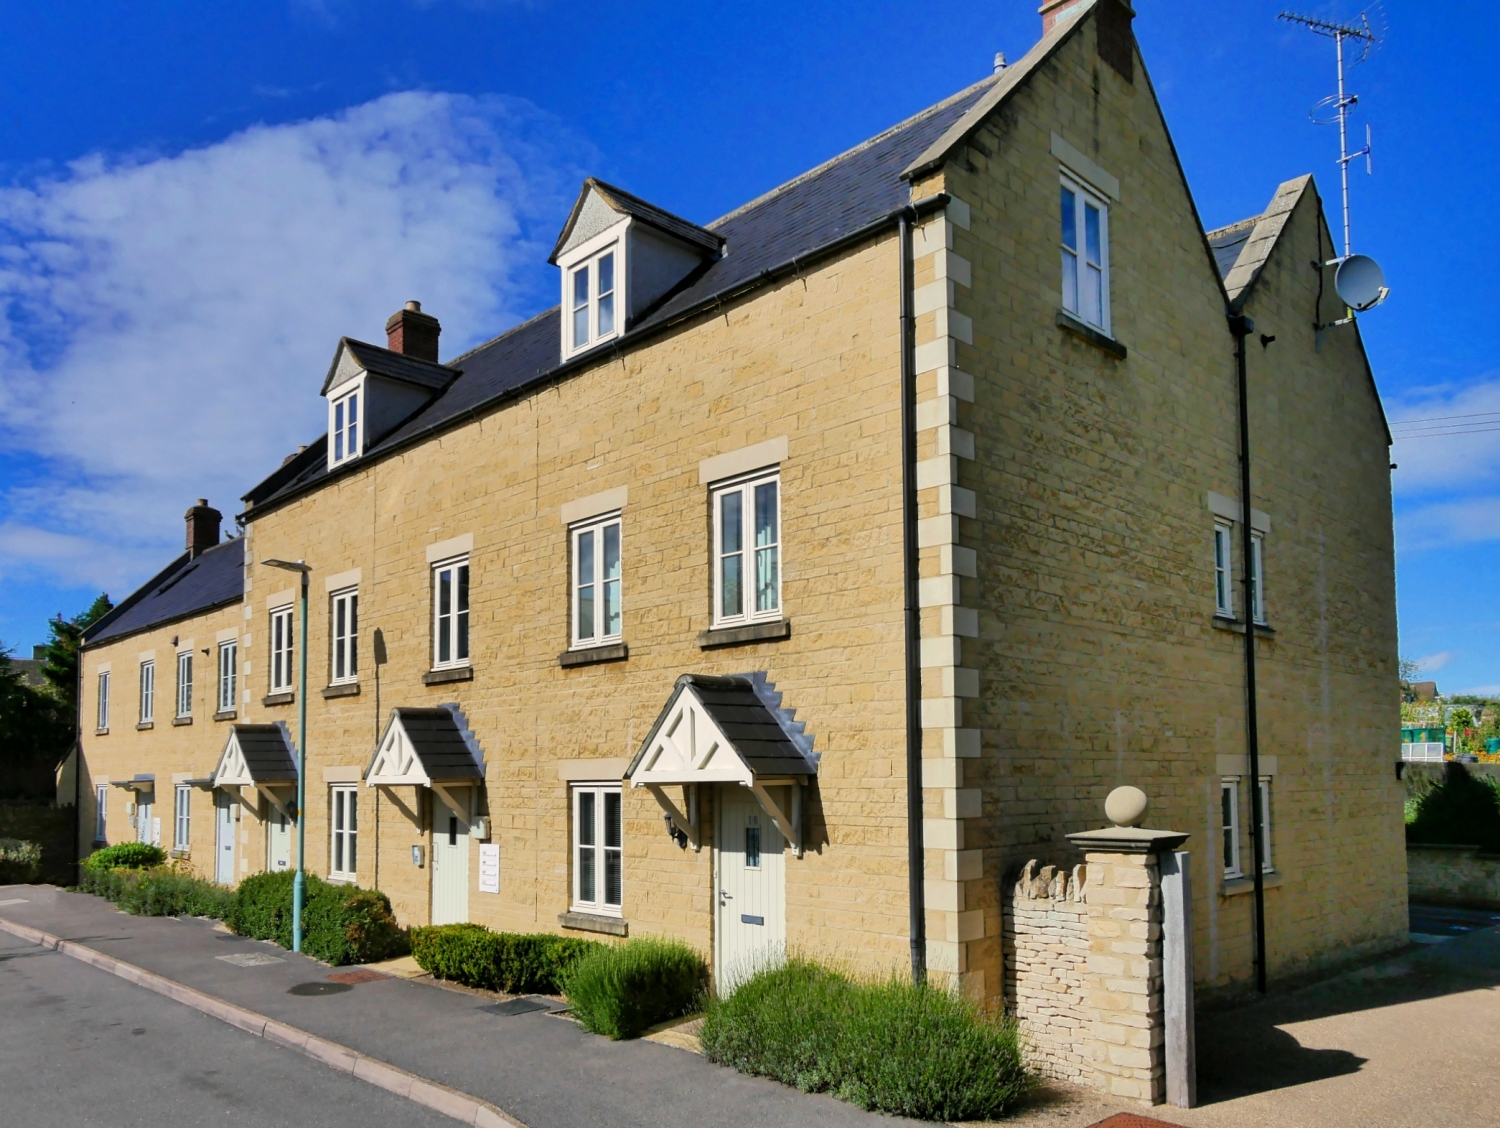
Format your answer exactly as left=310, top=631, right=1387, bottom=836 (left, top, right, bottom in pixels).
left=212, top=723, right=298, bottom=788
left=625, top=673, right=818, bottom=788
left=365, top=704, right=485, bottom=787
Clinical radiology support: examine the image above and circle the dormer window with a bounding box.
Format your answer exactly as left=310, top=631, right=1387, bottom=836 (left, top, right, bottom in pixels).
left=571, top=248, right=617, bottom=351
left=331, top=386, right=361, bottom=466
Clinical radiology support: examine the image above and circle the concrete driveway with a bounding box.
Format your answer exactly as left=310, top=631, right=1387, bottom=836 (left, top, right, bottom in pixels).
left=1000, top=905, right=1500, bottom=1128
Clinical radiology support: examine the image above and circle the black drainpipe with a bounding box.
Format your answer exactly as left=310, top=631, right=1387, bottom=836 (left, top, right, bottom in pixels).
left=1230, top=312, right=1268, bottom=994
left=898, top=210, right=926, bottom=986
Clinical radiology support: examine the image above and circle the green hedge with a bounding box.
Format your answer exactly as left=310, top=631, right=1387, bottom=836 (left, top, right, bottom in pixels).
left=0, top=838, right=41, bottom=884
left=699, top=958, right=1032, bottom=1122
left=562, top=937, right=708, bottom=1040
left=1407, top=763, right=1500, bottom=850
left=78, top=862, right=235, bottom=920
left=231, top=870, right=407, bottom=966
left=83, top=842, right=164, bottom=871
left=410, top=923, right=602, bottom=994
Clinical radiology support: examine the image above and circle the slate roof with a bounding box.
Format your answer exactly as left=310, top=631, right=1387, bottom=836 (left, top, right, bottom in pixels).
left=550, top=177, right=724, bottom=262
left=319, top=337, right=459, bottom=396
left=627, top=674, right=819, bottom=781
left=379, top=706, right=485, bottom=781
left=220, top=724, right=298, bottom=783
left=86, top=538, right=243, bottom=647
left=1206, top=175, right=1314, bottom=309
left=243, top=61, right=1012, bottom=515
left=1207, top=218, right=1257, bottom=280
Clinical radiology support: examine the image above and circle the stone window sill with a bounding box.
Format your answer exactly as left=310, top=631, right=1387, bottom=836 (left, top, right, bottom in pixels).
left=1212, top=615, right=1276, bottom=638
left=1221, top=872, right=1284, bottom=897
left=213, top=710, right=237, bottom=722
left=698, top=619, right=791, bottom=650
left=558, top=910, right=628, bottom=937
left=422, top=666, right=473, bottom=686
left=95, top=728, right=108, bottom=736
left=136, top=722, right=154, bottom=731
left=172, top=716, right=193, bottom=727
left=1056, top=309, right=1127, bottom=359
left=559, top=643, right=628, bottom=668
left=322, top=683, right=360, bottom=699
left=262, top=691, right=294, bottom=707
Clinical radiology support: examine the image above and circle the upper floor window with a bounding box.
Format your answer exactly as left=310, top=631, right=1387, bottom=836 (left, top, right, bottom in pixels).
left=571, top=517, right=621, bottom=647
left=1213, top=521, right=1233, bottom=618
left=1249, top=532, right=1267, bottom=625
left=569, top=247, right=617, bottom=354
left=176, top=651, right=193, bottom=718
left=713, top=471, right=780, bottom=627
left=217, top=640, right=238, bottom=714
left=432, top=559, right=470, bottom=669
left=330, top=588, right=358, bottom=684
left=139, top=660, right=155, bottom=724
left=96, top=671, right=110, bottom=731
left=270, top=605, right=294, bottom=692
left=331, top=388, right=360, bottom=466
left=1060, top=176, right=1110, bottom=334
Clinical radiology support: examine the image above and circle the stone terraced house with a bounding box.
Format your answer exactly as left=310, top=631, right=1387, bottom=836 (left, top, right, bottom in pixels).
left=68, top=0, right=1404, bottom=1019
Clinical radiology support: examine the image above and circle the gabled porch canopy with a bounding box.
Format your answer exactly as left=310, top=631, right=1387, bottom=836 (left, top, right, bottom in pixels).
left=212, top=723, right=298, bottom=818
left=365, top=705, right=484, bottom=816
left=624, top=673, right=817, bottom=855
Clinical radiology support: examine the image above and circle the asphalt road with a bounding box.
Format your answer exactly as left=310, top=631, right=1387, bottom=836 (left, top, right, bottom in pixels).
left=0, top=928, right=454, bottom=1128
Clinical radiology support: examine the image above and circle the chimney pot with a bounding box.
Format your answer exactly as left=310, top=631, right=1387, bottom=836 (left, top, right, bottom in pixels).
left=184, top=500, right=222, bottom=559
left=385, top=301, right=441, bottom=362
left=993, top=51, right=1008, bottom=73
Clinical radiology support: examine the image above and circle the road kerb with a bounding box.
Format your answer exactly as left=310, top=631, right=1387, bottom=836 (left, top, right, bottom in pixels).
left=0, top=914, right=528, bottom=1128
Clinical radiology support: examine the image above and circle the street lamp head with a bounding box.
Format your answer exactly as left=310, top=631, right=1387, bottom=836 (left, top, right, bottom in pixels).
left=261, top=558, right=310, bottom=573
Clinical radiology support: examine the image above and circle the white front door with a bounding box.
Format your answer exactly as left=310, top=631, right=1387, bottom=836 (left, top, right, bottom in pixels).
left=430, top=790, right=469, bottom=925
left=135, top=796, right=153, bottom=844
left=215, top=791, right=236, bottom=884
left=715, top=787, right=786, bottom=989
left=266, top=802, right=292, bottom=873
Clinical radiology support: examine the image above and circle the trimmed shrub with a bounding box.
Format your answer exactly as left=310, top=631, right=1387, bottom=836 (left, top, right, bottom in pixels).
left=0, top=838, right=42, bottom=884
left=231, top=870, right=406, bottom=965
left=410, top=923, right=602, bottom=994
left=562, top=936, right=708, bottom=1040
left=1407, top=762, right=1500, bottom=850
left=83, top=842, right=164, bottom=871
left=78, top=860, right=235, bottom=919
left=700, top=958, right=1032, bottom=1122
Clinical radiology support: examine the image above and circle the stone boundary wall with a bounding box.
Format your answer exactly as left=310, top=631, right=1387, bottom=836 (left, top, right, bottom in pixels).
left=1408, top=843, right=1500, bottom=909
left=1004, top=859, right=1091, bottom=1083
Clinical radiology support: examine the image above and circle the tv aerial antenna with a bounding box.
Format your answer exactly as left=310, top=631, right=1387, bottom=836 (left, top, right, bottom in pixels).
left=1279, top=6, right=1390, bottom=322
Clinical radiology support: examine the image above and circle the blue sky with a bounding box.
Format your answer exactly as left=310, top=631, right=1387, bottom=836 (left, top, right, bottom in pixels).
left=0, top=1, right=1493, bottom=689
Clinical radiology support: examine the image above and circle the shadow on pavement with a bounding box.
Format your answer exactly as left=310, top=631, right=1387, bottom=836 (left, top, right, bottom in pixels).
left=1194, top=921, right=1500, bottom=1103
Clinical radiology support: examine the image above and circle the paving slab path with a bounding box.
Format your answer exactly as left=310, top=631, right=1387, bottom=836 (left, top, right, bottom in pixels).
left=0, top=885, right=923, bottom=1128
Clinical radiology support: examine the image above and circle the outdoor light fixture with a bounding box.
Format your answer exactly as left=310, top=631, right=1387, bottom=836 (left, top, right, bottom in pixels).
left=261, top=557, right=311, bottom=953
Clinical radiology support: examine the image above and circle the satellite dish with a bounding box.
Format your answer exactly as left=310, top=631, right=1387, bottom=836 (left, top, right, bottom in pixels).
left=1335, top=254, right=1389, bottom=311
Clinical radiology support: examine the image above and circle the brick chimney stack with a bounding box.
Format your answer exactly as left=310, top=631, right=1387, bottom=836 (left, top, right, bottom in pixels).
left=185, top=499, right=221, bottom=558
left=385, top=300, right=441, bottom=362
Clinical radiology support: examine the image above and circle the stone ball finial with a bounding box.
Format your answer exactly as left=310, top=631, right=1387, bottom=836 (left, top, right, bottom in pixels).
left=1105, top=785, right=1149, bottom=828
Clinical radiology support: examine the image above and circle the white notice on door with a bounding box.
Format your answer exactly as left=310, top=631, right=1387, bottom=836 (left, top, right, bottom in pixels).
left=478, top=843, right=500, bottom=894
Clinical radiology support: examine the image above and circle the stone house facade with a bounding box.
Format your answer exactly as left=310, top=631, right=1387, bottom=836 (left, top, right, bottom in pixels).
left=70, top=0, right=1403, bottom=1016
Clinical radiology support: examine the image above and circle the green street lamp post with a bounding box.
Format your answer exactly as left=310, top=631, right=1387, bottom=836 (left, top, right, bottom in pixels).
left=262, top=558, right=310, bottom=952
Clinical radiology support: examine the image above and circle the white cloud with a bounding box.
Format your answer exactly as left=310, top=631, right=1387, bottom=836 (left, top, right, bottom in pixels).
left=1395, top=497, right=1500, bottom=553
left=1388, top=376, right=1500, bottom=496
left=0, top=91, right=585, bottom=592
left=1414, top=651, right=1453, bottom=674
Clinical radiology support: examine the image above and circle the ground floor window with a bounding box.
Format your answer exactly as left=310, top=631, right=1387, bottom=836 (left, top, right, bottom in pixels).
left=175, top=785, right=191, bottom=851
left=1256, top=776, right=1274, bottom=873
left=1221, top=778, right=1241, bottom=878
left=94, top=785, right=107, bottom=842
left=330, top=786, right=358, bottom=880
left=571, top=783, right=622, bottom=916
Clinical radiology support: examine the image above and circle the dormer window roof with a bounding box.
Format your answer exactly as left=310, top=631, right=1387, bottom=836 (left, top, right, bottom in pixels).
left=551, top=179, right=724, bottom=361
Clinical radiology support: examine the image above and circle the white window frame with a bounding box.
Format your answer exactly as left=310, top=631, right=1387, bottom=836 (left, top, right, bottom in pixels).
left=174, top=785, right=191, bottom=852
left=431, top=557, right=471, bottom=669
left=138, top=660, right=154, bottom=724
left=330, top=385, right=361, bottom=467
left=96, top=671, right=110, bottom=731
left=1060, top=174, right=1111, bottom=334
left=270, top=605, right=294, bottom=693
left=571, top=783, right=622, bottom=917
left=1256, top=776, right=1274, bottom=873
left=330, top=588, right=358, bottom=685
left=94, top=785, right=107, bottom=842
left=330, top=786, right=359, bottom=881
left=1221, top=777, right=1242, bottom=879
left=217, top=640, right=238, bottom=714
left=711, top=469, right=782, bottom=628
left=1213, top=521, right=1233, bottom=618
left=570, top=516, right=622, bottom=648
left=176, top=651, right=193, bottom=718
left=565, top=243, right=620, bottom=357
left=1249, top=532, right=1267, bottom=625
